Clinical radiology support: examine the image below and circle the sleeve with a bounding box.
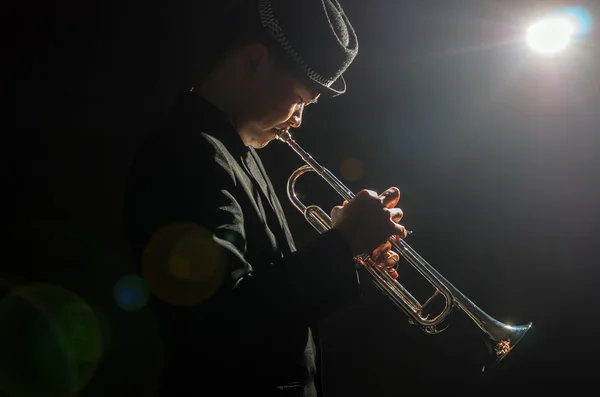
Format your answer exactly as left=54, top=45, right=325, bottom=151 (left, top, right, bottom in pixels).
left=124, top=129, right=362, bottom=326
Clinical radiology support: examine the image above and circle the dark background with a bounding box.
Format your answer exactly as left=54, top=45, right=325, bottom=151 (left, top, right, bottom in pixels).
left=6, top=0, right=600, bottom=396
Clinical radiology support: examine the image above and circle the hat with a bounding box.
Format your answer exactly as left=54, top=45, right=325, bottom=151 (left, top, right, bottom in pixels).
left=227, top=0, right=359, bottom=97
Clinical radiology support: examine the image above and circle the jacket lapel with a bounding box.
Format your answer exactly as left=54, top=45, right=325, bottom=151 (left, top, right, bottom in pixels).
left=248, top=148, right=297, bottom=253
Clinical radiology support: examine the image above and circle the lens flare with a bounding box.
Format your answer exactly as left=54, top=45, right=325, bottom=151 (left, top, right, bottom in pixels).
left=0, top=284, right=102, bottom=397
left=141, top=222, right=227, bottom=306
left=340, top=157, right=364, bottom=182
left=114, top=275, right=150, bottom=311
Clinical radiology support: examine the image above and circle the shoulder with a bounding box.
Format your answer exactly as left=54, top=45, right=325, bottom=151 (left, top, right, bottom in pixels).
left=129, top=126, right=238, bottom=185
left=126, top=92, right=248, bottom=190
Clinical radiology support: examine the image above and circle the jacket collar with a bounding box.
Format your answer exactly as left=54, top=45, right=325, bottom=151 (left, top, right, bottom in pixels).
left=177, top=89, right=249, bottom=157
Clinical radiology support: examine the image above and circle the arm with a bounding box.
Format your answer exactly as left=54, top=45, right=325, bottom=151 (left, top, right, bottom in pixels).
left=124, top=129, right=361, bottom=326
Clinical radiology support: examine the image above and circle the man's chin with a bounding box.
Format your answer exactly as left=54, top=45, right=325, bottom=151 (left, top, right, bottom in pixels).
left=248, top=130, right=277, bottom=149
left=250, top=140, right=272, bottom=149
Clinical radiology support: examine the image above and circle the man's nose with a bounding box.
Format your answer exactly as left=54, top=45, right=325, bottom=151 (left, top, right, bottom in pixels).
left=289, top=103, right=304, bottom=128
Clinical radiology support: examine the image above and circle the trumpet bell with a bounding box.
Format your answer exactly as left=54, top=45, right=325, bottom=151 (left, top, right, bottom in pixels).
left=481, top=321, right=532, bottom=372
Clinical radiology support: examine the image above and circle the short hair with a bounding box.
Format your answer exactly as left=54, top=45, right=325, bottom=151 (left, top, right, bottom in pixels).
left=209, top=0, right=319, bottom=93
left=214, top=1, right=278, bottom=59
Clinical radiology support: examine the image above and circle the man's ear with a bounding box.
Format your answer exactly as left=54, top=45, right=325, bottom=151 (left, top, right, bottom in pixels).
left=239, top=42, right=270, bottom=78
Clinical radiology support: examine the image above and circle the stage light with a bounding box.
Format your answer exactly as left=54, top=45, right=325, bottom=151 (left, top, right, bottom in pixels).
left=526, top=17, right=574, bottom=55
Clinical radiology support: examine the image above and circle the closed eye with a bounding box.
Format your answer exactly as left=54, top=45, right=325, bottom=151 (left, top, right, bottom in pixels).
left=299, top=96, right=317, bottom=106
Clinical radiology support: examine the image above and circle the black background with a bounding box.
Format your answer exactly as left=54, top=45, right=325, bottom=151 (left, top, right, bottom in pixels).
left=7, top=0, right=600, bottom=396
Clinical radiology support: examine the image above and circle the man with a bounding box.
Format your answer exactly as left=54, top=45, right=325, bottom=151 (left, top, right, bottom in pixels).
left=123, top=0, right=408, bottom=395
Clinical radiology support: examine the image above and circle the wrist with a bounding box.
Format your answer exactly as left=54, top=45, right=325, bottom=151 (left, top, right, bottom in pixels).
left=331, top=225, right=361, bottom=257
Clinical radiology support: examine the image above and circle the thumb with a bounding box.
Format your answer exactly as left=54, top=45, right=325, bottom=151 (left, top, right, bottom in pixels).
left=330, top=205, right=343, bottom=223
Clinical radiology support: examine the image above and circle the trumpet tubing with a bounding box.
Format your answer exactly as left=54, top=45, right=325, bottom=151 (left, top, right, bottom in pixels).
left=276, top=129, right=532, bottom=372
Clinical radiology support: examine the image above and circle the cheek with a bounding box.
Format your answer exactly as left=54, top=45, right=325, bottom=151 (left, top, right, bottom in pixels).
left=271, top=92, right=299, bottom=122
left=271, top=104, right=296, bottom=124
left=251, top=78, right=297, bottom=127
left=258, top=98, right=296, bottom=127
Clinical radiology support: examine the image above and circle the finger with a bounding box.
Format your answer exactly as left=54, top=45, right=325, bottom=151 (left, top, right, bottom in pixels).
left=385, top=251, right=400, bottom=268
left=375, top=250, right=400, bottom=268
left=390, top=230, right=412, bottom=245
left=378, top=187, right=400, bottom=209
left=391, top=223, right=408, bottom=239
left=371, top=241, right=391, bottom=258
left=387, top=268, right=398, bottom=279
left=387, top=208, right=404, bottom=223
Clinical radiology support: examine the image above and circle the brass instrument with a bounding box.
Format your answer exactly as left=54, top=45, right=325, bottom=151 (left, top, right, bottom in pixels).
left=276, top=129, right=532, bottom=372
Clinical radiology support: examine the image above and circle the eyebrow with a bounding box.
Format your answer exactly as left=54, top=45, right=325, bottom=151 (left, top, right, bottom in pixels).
left=306, top=91, right=319, bottom=105
left=298, top=85, right=319, bottom=105
left=300, top=95, right=317, bottom=106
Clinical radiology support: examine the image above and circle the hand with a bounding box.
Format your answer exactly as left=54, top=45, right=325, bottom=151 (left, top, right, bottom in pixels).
left=371, top=240, right=401, bottom=279
left=331, top=187, right=408, bottom=257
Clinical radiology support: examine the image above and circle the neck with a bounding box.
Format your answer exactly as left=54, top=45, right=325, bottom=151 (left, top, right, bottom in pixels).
left=195, top=68, right=256, bottom=147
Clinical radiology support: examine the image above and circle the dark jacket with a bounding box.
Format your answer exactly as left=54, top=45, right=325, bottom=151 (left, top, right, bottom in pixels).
left=123, top=90, right=362, bottom=396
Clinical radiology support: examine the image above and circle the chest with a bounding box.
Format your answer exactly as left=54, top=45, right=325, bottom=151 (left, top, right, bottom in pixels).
left=228, top=152, right=295, bottom=264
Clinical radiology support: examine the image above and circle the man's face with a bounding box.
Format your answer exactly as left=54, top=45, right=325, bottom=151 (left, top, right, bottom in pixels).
left=236, top=47, right=320, bottom=148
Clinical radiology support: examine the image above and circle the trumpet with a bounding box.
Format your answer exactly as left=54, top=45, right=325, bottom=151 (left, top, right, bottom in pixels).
left=276, top=129, right=532, bottom=372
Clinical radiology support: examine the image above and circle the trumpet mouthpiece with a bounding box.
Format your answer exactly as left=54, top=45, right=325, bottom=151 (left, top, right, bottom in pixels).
left=275, top=128, right=292, bottom=142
